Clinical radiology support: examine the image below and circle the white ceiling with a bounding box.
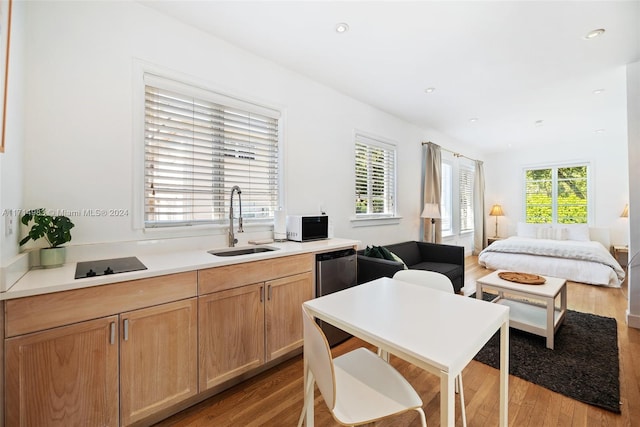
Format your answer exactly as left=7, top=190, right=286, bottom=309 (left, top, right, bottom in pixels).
left=140, top=1, right=640, bottom=153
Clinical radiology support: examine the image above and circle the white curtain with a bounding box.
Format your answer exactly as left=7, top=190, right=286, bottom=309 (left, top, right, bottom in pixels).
left=473, top=160, right=486, bottom=255
left=423, top=143, right=442, bottom=243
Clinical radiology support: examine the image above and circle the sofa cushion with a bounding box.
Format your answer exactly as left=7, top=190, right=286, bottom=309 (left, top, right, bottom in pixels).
left=411, top=261, right=463, bottom=281
left=384, top=241, right=421, bottom=266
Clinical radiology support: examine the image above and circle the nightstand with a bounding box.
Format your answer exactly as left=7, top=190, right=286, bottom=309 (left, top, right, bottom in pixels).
left=487, top=237, right=504, bottom=246
left=611, top=245, right=628, bottom=267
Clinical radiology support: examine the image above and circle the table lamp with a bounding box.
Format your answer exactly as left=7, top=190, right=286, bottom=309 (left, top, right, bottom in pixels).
left=621, top=204, right=629, bottom=218
left=489, top=204, right=504, bottom=238
left=421, top=203, right=441, bottom=243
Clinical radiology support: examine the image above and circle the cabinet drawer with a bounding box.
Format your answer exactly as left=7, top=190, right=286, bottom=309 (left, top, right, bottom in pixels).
left=198, top=253, right=313, bottom=294
left=6, top=271, right=198, bottom=337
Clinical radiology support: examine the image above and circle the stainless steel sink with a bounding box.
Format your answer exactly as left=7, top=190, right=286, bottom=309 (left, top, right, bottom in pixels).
left=208, top=246, right=279, bottom=257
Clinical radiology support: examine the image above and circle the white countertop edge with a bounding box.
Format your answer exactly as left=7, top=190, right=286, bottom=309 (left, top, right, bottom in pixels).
left=3, top=238, right=360, bottom=300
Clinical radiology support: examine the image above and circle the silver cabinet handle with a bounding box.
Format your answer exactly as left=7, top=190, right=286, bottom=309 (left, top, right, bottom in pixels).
left=110, top=322, right=115, bottom=345
left=268, top=285, right=272, bottom=301
left=260, top=286, right=264, bottom=302
left=123, top=319, right=129, bottom=341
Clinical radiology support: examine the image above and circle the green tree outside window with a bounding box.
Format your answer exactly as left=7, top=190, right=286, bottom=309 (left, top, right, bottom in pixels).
left=525, top=166, right=588, bottom=224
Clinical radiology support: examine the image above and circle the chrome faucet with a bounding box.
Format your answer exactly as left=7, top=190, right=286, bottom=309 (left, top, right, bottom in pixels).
left=228, top=185, right=244, bottom=247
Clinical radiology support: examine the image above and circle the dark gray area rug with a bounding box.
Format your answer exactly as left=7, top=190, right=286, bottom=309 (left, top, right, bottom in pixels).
left=470, top=293, right=620, bottom=413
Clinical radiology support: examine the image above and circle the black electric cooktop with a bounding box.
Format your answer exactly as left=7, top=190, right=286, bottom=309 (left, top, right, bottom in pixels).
left=75, top=256, right=147, bottom=279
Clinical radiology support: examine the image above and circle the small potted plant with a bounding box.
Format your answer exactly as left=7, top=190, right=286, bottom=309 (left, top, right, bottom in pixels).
left=20, top=208, right=75, bottom=268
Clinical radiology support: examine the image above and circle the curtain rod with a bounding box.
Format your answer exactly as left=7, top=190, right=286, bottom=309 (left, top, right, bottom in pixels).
left=421, top=141, right=479, bottom=163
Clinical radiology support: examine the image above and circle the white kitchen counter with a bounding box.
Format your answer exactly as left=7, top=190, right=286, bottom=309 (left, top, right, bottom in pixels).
left=4, top=238, right=359, bottom=300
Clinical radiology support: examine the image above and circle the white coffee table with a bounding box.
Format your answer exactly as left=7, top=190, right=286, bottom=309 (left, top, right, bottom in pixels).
left=476, top=270, right=567, bottom=349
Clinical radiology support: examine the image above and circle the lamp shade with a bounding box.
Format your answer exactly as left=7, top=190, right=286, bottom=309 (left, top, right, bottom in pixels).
left=621, top=204, right=629, bottom=218
left=489, top=204, right=504, bottom=217
left=421, top=203, right=441, bottom=219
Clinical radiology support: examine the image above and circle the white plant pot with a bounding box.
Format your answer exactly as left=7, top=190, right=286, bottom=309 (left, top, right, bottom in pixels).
left=40, top=247, right=66, bottom=268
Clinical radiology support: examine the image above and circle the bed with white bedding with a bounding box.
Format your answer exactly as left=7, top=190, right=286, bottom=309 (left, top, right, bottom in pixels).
left=478, top=223, right=626, bottom=287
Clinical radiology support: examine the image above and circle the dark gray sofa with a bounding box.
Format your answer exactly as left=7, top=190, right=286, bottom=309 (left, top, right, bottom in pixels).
left=357, top=241, right=465, bottom=293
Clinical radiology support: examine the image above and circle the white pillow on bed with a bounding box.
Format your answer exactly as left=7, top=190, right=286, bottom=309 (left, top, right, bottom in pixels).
left=517, top=222, right=585, bottom=241
left=561, top=224, right=590, bottom=241
left=554, top=227, right=568, bottom=240
left=517, top=222, right=538, bottom=238
left=535, top=227, right=554, bottom=239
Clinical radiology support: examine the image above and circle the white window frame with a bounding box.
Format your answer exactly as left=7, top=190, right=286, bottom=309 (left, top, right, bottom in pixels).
left=353, top=131, right=398, bottom=224
left=133, top=64, right=283, bottom=231
left=523, top=162, right=591, bottom=224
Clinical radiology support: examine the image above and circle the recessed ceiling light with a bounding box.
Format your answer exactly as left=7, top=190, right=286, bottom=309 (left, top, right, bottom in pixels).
left=469, top=118, right=479, bottom=123
left=424, top=87, right=435, bottom=94
left=593, top=89, right=605, bottom=94
left=584, top=29, right=605, bottom=40
left=595, top=128, right=605, bottom=134
left=535, top=120, right=544, bottom=127
left=335, top=23, right=349, bottom=33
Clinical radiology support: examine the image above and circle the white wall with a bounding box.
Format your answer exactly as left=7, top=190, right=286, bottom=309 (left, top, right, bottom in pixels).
left=626, top=61, right=640, bottom=328
left=21, top=0, right=474, bottom=251
left=17, top=1, right=630, bottom=270
left=484, top=139, right=629, bottom=244
left=1, top=1, right=25, bottom=265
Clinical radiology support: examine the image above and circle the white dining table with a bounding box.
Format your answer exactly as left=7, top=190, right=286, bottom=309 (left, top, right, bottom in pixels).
left=302, top=277, right=510, bottom=427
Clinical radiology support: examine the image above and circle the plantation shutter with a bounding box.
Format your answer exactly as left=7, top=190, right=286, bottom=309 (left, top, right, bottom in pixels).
left=143, top=75, right=280, bottom=227
left=355, top=134, right=396, bottom=216
left=440, top=162, right=452, bottom=233
left=459, top=165, right=474, bottom=232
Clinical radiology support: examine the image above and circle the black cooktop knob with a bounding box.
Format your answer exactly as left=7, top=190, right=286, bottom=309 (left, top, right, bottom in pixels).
left=104, top=267, right=114, bottom=275
left=86, top=269, right=97, bottom=277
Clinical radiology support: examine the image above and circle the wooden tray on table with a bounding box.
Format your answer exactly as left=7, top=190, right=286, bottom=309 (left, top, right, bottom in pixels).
left=498, top=271, right=546, bottom=285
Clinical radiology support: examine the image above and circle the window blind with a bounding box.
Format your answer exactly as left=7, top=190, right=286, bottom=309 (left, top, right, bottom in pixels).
left=144, top=81, right=280, bottom=227
left=440, top=162, right=452, bottom=232
left=355, top=135, right=396, bottom=216
left=459, top=165, right=474, bottom=232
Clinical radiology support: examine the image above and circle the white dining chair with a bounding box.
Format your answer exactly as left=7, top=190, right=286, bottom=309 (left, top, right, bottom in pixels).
left=393, top=269, right=468, bottom=427
left=297, top=307, right=427, bottom=427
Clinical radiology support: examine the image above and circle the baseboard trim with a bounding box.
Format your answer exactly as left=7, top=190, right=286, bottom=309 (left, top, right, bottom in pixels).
left=626, top=310, right=640, bottom=329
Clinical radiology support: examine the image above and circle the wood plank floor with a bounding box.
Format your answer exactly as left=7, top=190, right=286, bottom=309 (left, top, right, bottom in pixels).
left=154, top=257, right=640, bottom=426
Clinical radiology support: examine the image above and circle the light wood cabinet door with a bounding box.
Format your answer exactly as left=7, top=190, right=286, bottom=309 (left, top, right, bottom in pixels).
left=6, top=316, right=119, bottom=427
left=199, top=283, right=265, bottom=391
left=265, top=272, right=313, bottom=361
left=120, top=298, right=198, bottom=426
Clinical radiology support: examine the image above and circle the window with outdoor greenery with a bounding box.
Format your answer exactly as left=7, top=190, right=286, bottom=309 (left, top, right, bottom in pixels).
left=355, top=134, right=396, bottom=217
left=144, top=75, right=280, bottom=228
left=525, top=165, right=588, bottom=224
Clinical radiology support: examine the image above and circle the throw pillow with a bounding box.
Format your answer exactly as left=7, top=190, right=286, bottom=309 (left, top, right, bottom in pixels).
left=364, top=246, right=403, bottom=265
left=553, top=227, right=568, bottom=240
left=535, top=226, right=554, bottom=240
left=389, top=251, right=408, bottom=269
left=516, top=222, right=538, bottom=238
left=363, top=246, right=384, bottom=259
left=377, top=246, right=396, bottom=261
left=564, top=224, right=591, bottom=241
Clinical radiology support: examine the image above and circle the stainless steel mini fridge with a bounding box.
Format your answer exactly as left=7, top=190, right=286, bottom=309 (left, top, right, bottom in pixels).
left=315, top=248, right=357, bottom=346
